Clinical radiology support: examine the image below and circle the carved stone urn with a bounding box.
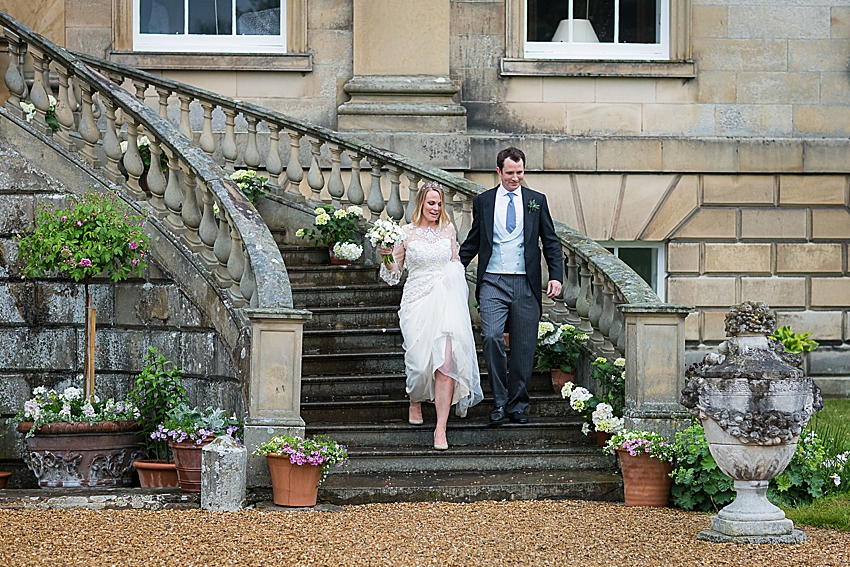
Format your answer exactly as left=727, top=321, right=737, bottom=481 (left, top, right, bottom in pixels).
left=680, top=301, right=822, bottom=544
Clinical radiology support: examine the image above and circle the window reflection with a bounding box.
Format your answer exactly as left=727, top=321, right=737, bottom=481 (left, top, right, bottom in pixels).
left=140, top=0, right=281, bottom=36
left=140, top=0, right=184, bottom=35
left=237, top=0, right=281, bottom=35
left=189, top=0, right=232, bottom=35
left=527, top=0, right=658, bottom=45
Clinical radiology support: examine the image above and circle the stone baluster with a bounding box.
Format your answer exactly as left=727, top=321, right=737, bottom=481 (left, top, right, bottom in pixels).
left=285, top=130, right=304, bottom=199
left=156, top=87, right=170, bottom=120
left=28, top=47, right=51, bottom=135
left=266, top=124, right=283, bottom=192
left=199, top=102, right=216, bottom=157
left=366, top=158, right=385, bottom=221
left=549, top=252, right=569, bottom=324
left=198, top=182, right=219, bottom=265
left=244, top=116, right=260, bottom=170
left=77, top=83, right=101, bottom=168
left=405, top=173, right=420, bottom=223
left=146, top=136, right=168, bottom=213
left=100, top=95, right=124, bottom=184
left=91, top=93, right=102, bottom=121
left=327, top=145, right=345, bottom=207
left=307, top=137, right=325, bottom=201
left=588, top=267, right=605, bottom=349
left=181, top=167, right=203, bottom=248
left=52, top=64, right=76, bottom=151
left=613, top=292, right=626, bottom=355
left=133, top=80, right=147, bottom=102
left=213, top=210, right=233, bottom=287
left=599, top=279, right=617, bottom=357
left=576, top=257, right=593, bottom=336
left=540, top=257, right=555, bottom=320
left=386, top=166, right=404, bottom=221
left=457, top=193, right=473, bottom=242
left=240, top=256, right=257, bottom=308
left=222, top=108, right=238, bottom=172
left=227, top=222, right=246, bottom=304
left=164, top=153, right=184, bottom=230
left=563, top=250, right=582, bottom=326
left=123, top=116, right=146, bottom=199
left=4, top=32, right=27, bottom=118
left=178, top=94, right=192, bottom=140
left=347, top=152, right=365, bottom=206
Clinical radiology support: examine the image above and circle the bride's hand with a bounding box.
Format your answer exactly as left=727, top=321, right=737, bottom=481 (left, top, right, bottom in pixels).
left=378, top=246, right=393, bottom=256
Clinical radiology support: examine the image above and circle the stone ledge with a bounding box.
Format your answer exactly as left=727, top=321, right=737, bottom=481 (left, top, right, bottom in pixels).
left=499, top=58, right=697, bottom=79
left=0, top=488, right=200, bottom=510
left=108, top=51, right=313, bottom=72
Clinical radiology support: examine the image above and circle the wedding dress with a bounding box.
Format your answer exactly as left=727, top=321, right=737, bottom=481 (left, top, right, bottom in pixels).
left=380, top=223, right=484, bottom=417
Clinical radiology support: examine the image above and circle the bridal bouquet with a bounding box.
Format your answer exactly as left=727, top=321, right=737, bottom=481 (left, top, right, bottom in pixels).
left=366, top=219, right=406, bottom=264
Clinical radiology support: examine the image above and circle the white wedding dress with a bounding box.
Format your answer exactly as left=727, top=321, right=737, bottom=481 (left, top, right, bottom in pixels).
left=380, top=223, right=484, bottom=416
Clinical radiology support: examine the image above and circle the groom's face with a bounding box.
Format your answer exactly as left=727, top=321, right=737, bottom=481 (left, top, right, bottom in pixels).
left=497, top=157, right=524, bottom=192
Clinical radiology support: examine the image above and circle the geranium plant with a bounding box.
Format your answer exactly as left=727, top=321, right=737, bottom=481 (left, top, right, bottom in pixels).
left=604, top=428, right=676, bottom=463
left=230, top=169, right=268, bottom=205
left=15, top=386, right=141, bottom=438
left=536, top=322, right=587, bottom=373
left=152, top=403, right=242, bottom=445
left=296, top=205, right=363, bottom=248
left=253, top=434, right=349, bottom=483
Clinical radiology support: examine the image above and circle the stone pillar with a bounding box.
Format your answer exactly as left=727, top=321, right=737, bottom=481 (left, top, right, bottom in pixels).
left=201, top=435, right=247, bottom=511
left=338, top=0, right=468, bottom=168
left=620, top=304, right=694, bottom=439
left=242, top=307, right=312, bottom=487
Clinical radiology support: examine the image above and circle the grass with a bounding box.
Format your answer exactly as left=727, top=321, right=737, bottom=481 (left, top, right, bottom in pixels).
left=810, top=399, right=850, bottom=453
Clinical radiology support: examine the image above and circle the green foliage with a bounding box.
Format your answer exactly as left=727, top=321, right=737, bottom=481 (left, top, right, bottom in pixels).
left=253, top=434, right=349, bottom=484
left=16, top=191, right=149, bottom=283
left=535, top=322, right=587, bottom=373
left=229, top=169, right=268, bottom=205
left=604, top=429, right=677, bottom=462
left=785, top=492, right=850, bottom=531
left=155, top=403, right=242, bottom=444
left=669, top=421, right=737, bottom=512
left=772, top=325, right=819, bottom=354
left=128, top=347, right=189, bottom=462
left=591, top=356, right=626, bottom=418
left=769, top=431, right=827, bottom=506
left=296, top=205, right=363, bottom=247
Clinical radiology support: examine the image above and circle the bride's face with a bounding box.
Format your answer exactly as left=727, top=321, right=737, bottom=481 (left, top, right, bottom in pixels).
left=421, top=189, right=443, bottom=225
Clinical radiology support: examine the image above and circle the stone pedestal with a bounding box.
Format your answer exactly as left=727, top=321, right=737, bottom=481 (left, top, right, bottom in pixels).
left=201, top=435, right=247, bottom=511
left=243, top=307, right=311, bottom=487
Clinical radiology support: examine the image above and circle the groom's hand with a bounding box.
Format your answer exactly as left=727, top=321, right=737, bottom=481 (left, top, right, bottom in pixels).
left=546, top=280, right=562, bottom=298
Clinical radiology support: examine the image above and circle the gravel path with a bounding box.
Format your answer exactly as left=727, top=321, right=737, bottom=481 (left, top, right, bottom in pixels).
left=1, top=500, right=848, bottom=566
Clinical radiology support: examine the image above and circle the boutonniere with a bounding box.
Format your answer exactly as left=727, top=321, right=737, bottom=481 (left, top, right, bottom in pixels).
left=527, top=200, right=540, bottom=212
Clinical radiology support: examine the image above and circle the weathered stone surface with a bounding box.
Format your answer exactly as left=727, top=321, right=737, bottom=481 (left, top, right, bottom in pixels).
left=741, top=278, right=806, bottom=307
left=674, top=208, right=737, bottom=239
left=541, top=77, right=595, bottom=103
left=541, top=138, right=596, bottom=171
left=597, top=139, right=661, bottom=172
left=642, top=175, right=699, bottom=240
left=642, top=104, right=715, bottom=137
left=668, top=277, right=736, bottom=307
left=692, top=38, right=788, bottom=72
left=809, top=346, right=850, bottom=375
left=201, top=435, right=247, bottom=511
left=776, top=243, right=842, bottom=273
left=741, top=209, right=807, bottom=239
left=611, top=175, right=676, bottom=241
left=776, top=310, right=843, bottom=341
left=810, top=278, right=850, bottom=307
left=0, top=283, right=27, bottom=324
left=779, top=175, right=846, bottom=205
left=574, top=175, right=621, bottom=240
left=692, top=5, right=728, bottom=38
left=0, top=195, right=34, bottom=235
left=567, top=103, right=641, bottom=135
left=703, top=175, right=775, bottom=205
left=704, top=243, right=771, bottom=273
left=738, top=140, right=803, bottom=172
left=667, top=242, right=700, bottom=274
left=661, top=140, right=737, bottom=172
left=728, top=6, right=830, bottom=39
left=703, top=310, right=731, bottom=341
left=812, top=209, right=850, bottom=239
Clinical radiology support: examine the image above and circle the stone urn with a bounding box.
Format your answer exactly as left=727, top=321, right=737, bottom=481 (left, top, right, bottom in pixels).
left=680, top=301, right=822, bottom=544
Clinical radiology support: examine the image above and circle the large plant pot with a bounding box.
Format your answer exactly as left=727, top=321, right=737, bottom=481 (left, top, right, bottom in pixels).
left=17, top=421, right=143, bottom=488
left=550, top=369, right=574, bottom=393
left=266, top=454, right=323, bottom=507
left=133, top=460, right=179, bottom=488
left=0, top=471, right=12, bottom=489
left=595, top=431, right=612, bottom=448
left=617, top=450, right=673, bottom=507
left=169, top=437, right=215, bottom=493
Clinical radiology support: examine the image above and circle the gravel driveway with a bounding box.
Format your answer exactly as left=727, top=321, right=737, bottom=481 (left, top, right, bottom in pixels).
left=1, top=500, right=847, bottom=566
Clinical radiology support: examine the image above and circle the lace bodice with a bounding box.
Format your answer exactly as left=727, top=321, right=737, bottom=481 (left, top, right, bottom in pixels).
left=380, top=223, right=461, bottom=306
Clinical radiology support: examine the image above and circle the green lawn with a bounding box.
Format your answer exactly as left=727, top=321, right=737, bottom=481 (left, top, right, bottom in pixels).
left=786, top=492, right=850, bottom=531
left=810, top=399, right=850, bottom=453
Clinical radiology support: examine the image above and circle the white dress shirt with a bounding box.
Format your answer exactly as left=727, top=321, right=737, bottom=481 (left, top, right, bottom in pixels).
left=494, top=184, right=523, bottom=235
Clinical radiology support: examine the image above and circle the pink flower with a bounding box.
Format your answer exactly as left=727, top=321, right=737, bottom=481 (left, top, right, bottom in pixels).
left=79, top=258, right=93, bottom=267
left=131, top=258, right=139, bottom=266
left=61, top=216, right=67, bottom=222
left=76, top=221, right=82, bottom=226
left=128, top=241, right=138, bottom=250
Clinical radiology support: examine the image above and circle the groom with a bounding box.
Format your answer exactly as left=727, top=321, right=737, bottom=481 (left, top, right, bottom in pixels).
left=459, top=147, right=563, bottom=425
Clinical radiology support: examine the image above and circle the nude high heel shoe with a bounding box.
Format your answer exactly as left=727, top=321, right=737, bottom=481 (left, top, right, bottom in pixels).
left=408, top=403, right=423, bottom=425
left=434, top=430, right=448, bottom=451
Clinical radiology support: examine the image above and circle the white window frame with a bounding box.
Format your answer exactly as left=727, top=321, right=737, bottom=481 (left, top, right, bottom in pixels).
left=600, top=241, right=666, bottom=301
left=132, top=0, right=287, bottom=54
left=524, top=0, right=670, bottom=61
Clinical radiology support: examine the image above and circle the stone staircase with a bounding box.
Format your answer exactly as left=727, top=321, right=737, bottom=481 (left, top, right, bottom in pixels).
left=281, top=245, right=623, bottom=504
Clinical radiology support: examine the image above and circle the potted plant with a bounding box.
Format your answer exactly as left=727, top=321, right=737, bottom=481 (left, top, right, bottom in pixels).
left=153, top=404, right=242, bottom=493
left=14, top=386, right=143, bottom=487
left=295, top=205, right=364, bottom=264
left=604, top=429, right=677, bottom=507
left=536, top=322, right=588, bottom=392
left=229, top=169, right=268, bottom=205
left=253, top=434, right=348, bottom=507
left=560, top=382, right=622, bottom=446
left=128, top=346, right=190, bottom=488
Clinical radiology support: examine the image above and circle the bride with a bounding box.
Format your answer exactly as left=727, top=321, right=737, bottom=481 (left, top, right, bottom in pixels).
left=379, top=181, right=483, bottom=450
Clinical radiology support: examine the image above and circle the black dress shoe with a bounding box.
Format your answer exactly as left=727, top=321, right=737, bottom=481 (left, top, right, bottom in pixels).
left=489, top=406, right=507, bottom=424
left=509, top=411, right=529, bottom=424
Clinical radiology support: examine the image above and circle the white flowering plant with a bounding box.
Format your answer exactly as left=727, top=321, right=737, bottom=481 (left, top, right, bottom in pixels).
left=229, top=169, right=268, bottom=205
left=604, top=429, right=676, bottom=463
left=591, top=356, right=626, bottom=417
left=296, top=205, right=363, bottom=248
left=14, top=386, right=141, bottom=438
left=253, top=434, right=349, bottom=484
left=20, top=95, right=58, bottom=132
left=560, top=382, right=600, bottom=433
left=332, top=241, right=363, bottom=262
left=591, top=402, right=625, bottom=434
left=535, top=322, right=588, bottom=373
left=365, top=219, right=407, bottom=265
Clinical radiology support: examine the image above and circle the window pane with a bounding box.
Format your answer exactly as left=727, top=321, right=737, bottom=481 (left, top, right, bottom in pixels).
left=619, top=0, right=659, bottom=43
left=527, top=0, right=567, bottom=42
left=616, top=248, right=656, bottom=292
left=586, top=0, right=615, bottom=43
left=189, top=0, right=233, bottom=35
left=140, top=0, right=184, bottom=35
left=236, top=0, right=281, bottom=35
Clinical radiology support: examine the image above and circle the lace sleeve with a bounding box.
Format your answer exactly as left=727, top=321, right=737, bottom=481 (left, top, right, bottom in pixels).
left=449, top=223, right=460, bottom=262
left=379, top=230, right=407, bottom=286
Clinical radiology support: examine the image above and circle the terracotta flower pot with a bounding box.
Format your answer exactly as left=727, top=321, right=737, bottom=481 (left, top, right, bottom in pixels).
left=550, top=369, right=574, bottom=393
left=266, top=454, right=323, bottom=507
left=328, top=245, right=349, bottom=265
left=169, top=437, right=215, bottom=493
left=0, top=471, right=12, bottom=489
left=133, top=460, right=179, bottom=488
left=617, top=450, right=673, bottom=507
left=595, top=431, right=612, bottom=448
left=17, top=420, right=144, bottom=488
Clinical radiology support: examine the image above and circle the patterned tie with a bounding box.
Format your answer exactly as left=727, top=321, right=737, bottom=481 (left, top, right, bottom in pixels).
left=506, top=192, right=516, bottom=233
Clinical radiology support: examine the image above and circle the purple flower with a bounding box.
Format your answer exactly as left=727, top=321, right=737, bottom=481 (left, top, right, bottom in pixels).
left=76, top=221, right=82, bottom=226
left=131, top=259, right=139, bottom=267
left=79, top=258, right=92, bottom=267
left=129, top=241, right=138, bottom=250
left=61, top=216, right=67, bottom=222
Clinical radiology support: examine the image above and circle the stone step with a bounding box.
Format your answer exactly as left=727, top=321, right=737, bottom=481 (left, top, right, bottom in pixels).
left=301, top=371, right=561, bottom=401
left=279, top=245, right=331, bottom=265
left=304, top=306, right=400, bottom=329
left=306, top=418, right=590, bottom=447
left=318, top=469, right=623, bottom=505
left=301, top=349, right=495, bottom=376
left=303, top=328, right=405, bottom=353
left=326, top=443, right=614, bottom=474
left=286, top=265, right=380, bottom=286
left=292, top=284, right=403, bottom=309
left=301, top=395, right=572, bottom=423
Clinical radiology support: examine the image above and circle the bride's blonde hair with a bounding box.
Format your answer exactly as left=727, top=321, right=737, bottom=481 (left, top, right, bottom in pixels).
left=411, top=181, right=451, bottom=228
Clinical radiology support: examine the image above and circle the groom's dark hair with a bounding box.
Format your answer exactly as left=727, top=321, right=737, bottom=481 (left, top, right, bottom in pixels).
left=496, top=147, right=526, bottom=170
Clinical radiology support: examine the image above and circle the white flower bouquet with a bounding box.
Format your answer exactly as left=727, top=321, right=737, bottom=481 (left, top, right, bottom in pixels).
left=366, top=219, right=406, bottom=265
